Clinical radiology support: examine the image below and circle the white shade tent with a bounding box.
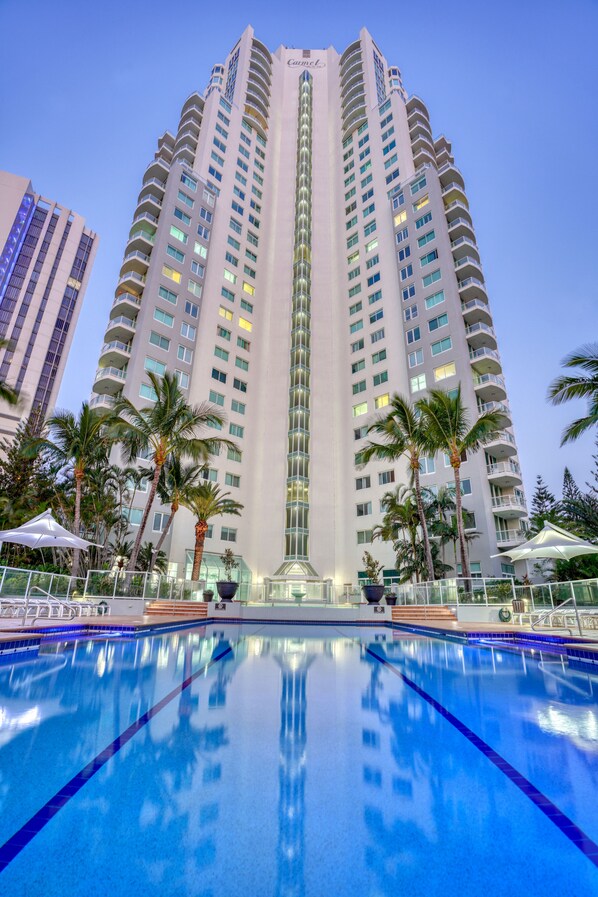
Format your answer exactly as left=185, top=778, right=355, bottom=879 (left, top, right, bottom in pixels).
left=0, top=509, right=99, bottom=551
left=494, top=521, right=598, bottom=563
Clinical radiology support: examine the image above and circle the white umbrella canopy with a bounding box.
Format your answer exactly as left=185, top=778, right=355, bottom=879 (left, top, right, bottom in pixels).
left=494, top=521, right=598, bottom=563
left=0, top=509, right=99, bottom=551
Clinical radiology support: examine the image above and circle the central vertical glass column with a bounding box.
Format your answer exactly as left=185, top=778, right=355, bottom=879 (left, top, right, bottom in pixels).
left=284, top=71, right=313, bottom=564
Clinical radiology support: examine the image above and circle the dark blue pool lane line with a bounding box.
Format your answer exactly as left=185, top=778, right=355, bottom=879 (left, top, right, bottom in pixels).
left=0, top=644, right=234, bottom=874
left=365, top=645, right=598, bottom=869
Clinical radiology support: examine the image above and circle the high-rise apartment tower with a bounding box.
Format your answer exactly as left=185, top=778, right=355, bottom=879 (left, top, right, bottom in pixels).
left=0, top=171, right=97, bottom=441
left=91, top=26, right=527, bottom=593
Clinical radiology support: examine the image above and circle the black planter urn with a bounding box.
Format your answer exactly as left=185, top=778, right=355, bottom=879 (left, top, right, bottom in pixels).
left=362, top=584, right=385, bottom=604
left=385, top=594, right=397, bottom=606
left=216, top=581, right=239, bottom=601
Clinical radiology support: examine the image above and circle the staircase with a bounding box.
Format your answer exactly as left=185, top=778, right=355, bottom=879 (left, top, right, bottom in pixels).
left=145, top=601, right=208, bottom=618
left=392, top=605, right=457, bottom=625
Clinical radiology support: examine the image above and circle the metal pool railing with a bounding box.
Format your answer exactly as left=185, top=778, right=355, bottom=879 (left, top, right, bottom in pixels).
left=0, top=565, right=87, bottom=602
left=393, top=577, right=598, bottom=611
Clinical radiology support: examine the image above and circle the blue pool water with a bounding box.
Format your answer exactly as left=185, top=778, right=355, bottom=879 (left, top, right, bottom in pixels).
left=0, top=623, right=596, bottom=896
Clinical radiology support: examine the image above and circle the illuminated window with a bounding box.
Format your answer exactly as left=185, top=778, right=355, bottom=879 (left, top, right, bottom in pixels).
left=162, top=265, right=181, bottom=284
left=243, top=281, right=255, bottom=295
left=352, top=402, right=368, bottom=417
left=374, top=393, right=389, bottom=409
left=170, top=225, right=188, bottom=244
left=365, top=238, right=378, bottom=253
left=413, top=195, right=429, bottom=212
left=219, top=306, right=233, bottom=321
left=239, top=317, right=252, bottom=332
left=188, top=279, right=202, bottom=297
left=434, top=362, right=456, bottom=382
left=394, top=210, right=407, bottom=227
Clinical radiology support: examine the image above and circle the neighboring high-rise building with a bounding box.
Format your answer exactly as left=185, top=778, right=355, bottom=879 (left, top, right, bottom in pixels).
left=0, top=171, right=97, bottom=441
left=91, top=26, right=527, bottom=592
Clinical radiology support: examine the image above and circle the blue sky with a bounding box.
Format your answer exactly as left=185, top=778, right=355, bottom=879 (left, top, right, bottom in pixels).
left=1, top=0, right=597, bottom=499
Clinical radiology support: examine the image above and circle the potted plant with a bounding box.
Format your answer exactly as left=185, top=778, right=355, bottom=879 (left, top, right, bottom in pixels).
left=384, top=591, right=397, bottom=606
left=216, top=548, right=239, bottom=601
left=361, top=551, right=385, bottom=604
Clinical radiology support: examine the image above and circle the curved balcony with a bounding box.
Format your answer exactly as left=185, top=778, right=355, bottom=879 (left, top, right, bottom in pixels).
left=111, top=292, right=141, bottom=318
left=406, top=95, right=429, bottom=118
left=469, top=346, right=502, bottom=375
left=99, top=340, right=132, bottom=367
left=491, top=495, right=527, bottom=518
left=244, top=103, right=268, bottom=135
left=340, top=55, right=363, bottom=86
left=411, top=131, right=436, bottom=157
left=248, top=64, right=271, bottom=97
left=175, top=128, right=198, bottom=147
left=495, top=528, right=527, bottom=548
left=144, top=156, right=170, bottom=182
left=249, top=53, right=272, bottom=86
left=139, top=177, right=166, bottom=199
left=479, top=400, right=511, bottom=427
left=437, top=162, right=465, bottom=189
left=173, top=142, right=196, bottom=164
left=126, top=228, right=155, bottom=254
left=445, top=199, right=472, bottom=225
left=485, top=430, right=518, bottom=460
left=120, top=250, right=150, bottom=277
left=94, top=365, right=127, bottom=395
left=179, top=108, right=202, bottom=133
left=117, top=269, right=146, bottom=294
left=447, top=216, right=475, bottom=241
left=105, top=315, right=136, bottom=341
left=442, top=181, right=468, bottom=206
left=487, top=460, right=522, bottom=488
left=342, top=100, right=367, bottom=137
left=181, top=92, right=204, bottom=117
left=462, top=298, right=492, bottom=327
left=450, top=235, right=479, bottom=261
left=136, top=193, right=162, bottom=216
left=455, top=255, right=483, bottom=280
left=340, top=40, right=361, bottom=70
left=90, top=394, right=116, bottom=411
left=473, top=373, right=506, bottom=402
left=247, top=77, right=270, bottom=112
left=408, top=108, right=431, bottom=129
left=341, top=76, right=366, bottom=111
left=131, top=210, right=159, bottom=231
left=465, top=321, right=497, bottom=350
left=458, top=276, right=488, bottom=302
left=413, top=146, right=436, bottom=169
left=251, top=39, right=273, bottom=68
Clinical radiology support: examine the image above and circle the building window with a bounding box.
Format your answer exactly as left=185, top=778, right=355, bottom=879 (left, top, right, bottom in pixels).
left=185, top=300, right=199, bottom=318
left=352, top=379, right=366, bottom=395
left=214, top=346, right=229, bottom=361
left=431, top=337, right=452, bottom=356
left=404, top=304, right=418, bottom=322
left=175, top=369, right=189, bottom=389
left=415, top=211, right=433, bottom=230
left=237, top=336, right=250, bottom=351
left=181, top=322, right=196, bottom=340
left=352, top=338, right=365, bottom=353
left=219, top=306, right=233, bottom=322
left=357, top=530, right=373, bottom=544
left=144, top=357, right=166, bottom=376
left=217, top=326, right=231, bottom=341
left=233, top=377, right=247, bottom=392
left=352, top=402, right=368, bottom=417
left=354, top=425, right=368, bottom=440
left=434, top=362, right=456, bottom=382
left=410, top=374, right=426, bottom=393
left=231, top=399, right=245, bottom=414
left=162, top=265, right=181, bottom=284
left=406, top=327, right=421, bottom=344
left=372, top=349, right=386, bottom=364
left=356, top=502, right=372, bottom=517
left=429, top=313, right=449, bottom=331
left=398, top=246, right=411, bottom=261
left=369, top=309, right=383, bottom=324
left=422, top=269, right=441, bottom=288
left=408, top=349, right=423, bottom=368
left=201, top=468, right=218, bottom=482
left=400, top=264, right=413, bottom=281
left=418, top=230, right=435, bottom=248
left=153, top=512, right=168, bottom=532
left=356, top=476, right=371, bottom=490
left=159, top=286, right=177, bottom=305
left=154, top=308, right=174, bottom=327
left=212, top=368, right=227, bottom=383
left=350, top=302, right=363, bottom=316
left=419, top=457, right=435, bottom=475
left=240, top=298, right=253, bottom=313
left=371, top=328, right=385, bottom=343
left=352, top=359, right=365, bottom=374
left=420, top=249, right=439, bottom=267
left=221, top=527, right=237, bottom=542
left=235, top=356, right=249, bottom=371
left=350, top=319, right=364, bottom=334
left=239, top=317, right=252, bottom=332
left=170, top=225, right=188, bottom=244
left=225, top=473, right=241, bottom=487
left=373, top=371, right=388, bottom=387
left=374, top=393, right=389, bottom=409
left=425, top=290, right=445, bottom=310
left=167, top=244, right=185, bottom=263
left=209, top=390, right=224, bottom=406
left=229, top=423, right=244, bottom=438
left=174, top=208, right=191, bottom=225
left=149, top=331, right=170, bottom=351
left=413, top=195, right=429, bottom=212
left=188, top=279, right=202, bottom=298
left=139, top=384, right=157, bottom=402
left=379, top=470, right=395, bottom=485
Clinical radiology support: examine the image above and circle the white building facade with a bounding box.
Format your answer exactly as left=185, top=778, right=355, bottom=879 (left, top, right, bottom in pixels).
left=0, top=171, right=97, bottom=442
left=91, top=27, right=526, bottom=593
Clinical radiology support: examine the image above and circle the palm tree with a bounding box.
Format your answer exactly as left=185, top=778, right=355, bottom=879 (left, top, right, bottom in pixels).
left=137, top=541, right=168, bottom=574
left=110, top=372, right=235, bottom=572
left=0, top=338, right=18, bottom=406
left=27, top=403, right=111, bottom=576
left=548, top=343, right=598, bottom=444
left=361, top=394, right=435, bottom=580
left=374, top=485, right=420, bottom=560
left=150, top=458, right=202, bottom=570
left=425, top=485, right=456, bottom=573
left=181, top=483, right=243, bottom=581
left=417, top=386, right=502, bottom=581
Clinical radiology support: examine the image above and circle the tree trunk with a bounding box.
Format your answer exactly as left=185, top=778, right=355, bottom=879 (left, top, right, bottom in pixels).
left=128, top=462, right=162, bottom=571
left=149, top=505, right=176, bottom=572
left=412, top=461, right=435, bottom=582
left=191, top=520, right=208, bottom=581
left=452, top=460, right=471, bottom=581
left=72, top=469, right=84, bottom=578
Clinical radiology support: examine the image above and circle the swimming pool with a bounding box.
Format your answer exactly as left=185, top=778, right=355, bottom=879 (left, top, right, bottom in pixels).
left=0, top=623, right=596, bottom=896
